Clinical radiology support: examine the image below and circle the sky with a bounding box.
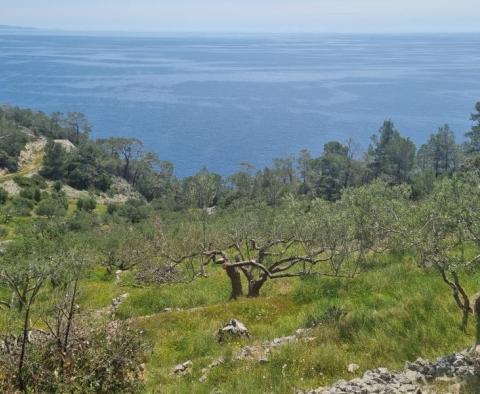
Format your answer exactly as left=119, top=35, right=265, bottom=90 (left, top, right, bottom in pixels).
left=1, top=0, right=479, bottom=33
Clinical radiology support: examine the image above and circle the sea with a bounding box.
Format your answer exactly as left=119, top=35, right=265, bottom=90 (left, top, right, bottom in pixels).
left=1, top=31, right=479, bottom=176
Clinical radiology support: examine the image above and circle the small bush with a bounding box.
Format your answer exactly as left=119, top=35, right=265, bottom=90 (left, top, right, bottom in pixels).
left=13, top=175, right=33, bottom=187
left=13, top=175, right=47, bottom=189
left=77, top=196, right=97, bottom=212
left=30, top=174, right=47, bottom=189
left=0, top=188, right=8, bottom=204
left=67, top=211, right=99, bottom=231
left=0, top=321, right=147, bottom=393
left=53, top=180, right=63, bottom=192
left=6, top=196, right=34, bottom=217
left=117, top=199, right=150, bottom=223
left=94, top=173, right=112, bottom=192
left=0, top=225, right=8, bottom=239
left=20, top=186, right=42, bottom=202
left=106, top=203, right=118, bottom=215
left=35, top=197, right=67, bottom=218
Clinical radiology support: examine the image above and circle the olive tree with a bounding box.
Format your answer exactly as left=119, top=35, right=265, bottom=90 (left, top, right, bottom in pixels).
left=160, top=181, right=405, bottom=300
left=0, top=234, right=58, bottom=390
left=96, top=222, right=155, bottom=274
left=401, top=172, right=480, bottom=346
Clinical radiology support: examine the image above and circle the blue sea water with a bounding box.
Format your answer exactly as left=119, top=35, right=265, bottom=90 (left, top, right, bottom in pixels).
left=0, top=32, right=479, bottom=176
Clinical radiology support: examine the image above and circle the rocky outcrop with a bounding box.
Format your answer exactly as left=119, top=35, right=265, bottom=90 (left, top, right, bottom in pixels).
left=53, top=139, right=76, bottom=152
left=305, top=368, right=421, bottom=394
left=404, top=351, right=477, bottom=381
left=304, top=350, right=480, bottom=394
left=18, top=137, right=47, bottom=172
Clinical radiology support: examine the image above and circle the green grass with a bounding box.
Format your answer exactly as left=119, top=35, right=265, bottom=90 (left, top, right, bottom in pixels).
left=106, top=252, right=479, bottom=393
left=1, top=248, right=478, bottom=393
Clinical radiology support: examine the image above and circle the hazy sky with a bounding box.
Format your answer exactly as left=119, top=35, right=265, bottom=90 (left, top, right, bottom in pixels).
left=1, top=0, right=479, bottom=33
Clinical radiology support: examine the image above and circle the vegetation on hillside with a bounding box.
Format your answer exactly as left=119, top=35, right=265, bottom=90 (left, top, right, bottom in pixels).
left=0, top=102, right=480, bottom=392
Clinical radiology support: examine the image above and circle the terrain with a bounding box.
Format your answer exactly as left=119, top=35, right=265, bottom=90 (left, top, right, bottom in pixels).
left=0, top=105, right=480, bottom=393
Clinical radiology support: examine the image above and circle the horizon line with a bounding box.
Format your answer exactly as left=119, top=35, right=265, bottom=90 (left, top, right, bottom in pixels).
left=1, top=24, right=480, bottom=36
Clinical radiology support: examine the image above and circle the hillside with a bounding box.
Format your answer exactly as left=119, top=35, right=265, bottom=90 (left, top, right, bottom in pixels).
left=1, top=105, right=480, bottom=393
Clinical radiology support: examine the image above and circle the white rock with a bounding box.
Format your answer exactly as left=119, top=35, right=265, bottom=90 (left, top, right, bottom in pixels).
left=347, top=363, right=360, bottom=373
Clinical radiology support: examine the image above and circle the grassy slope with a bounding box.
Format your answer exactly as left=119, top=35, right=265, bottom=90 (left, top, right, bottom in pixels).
left=84, top=252, right=478, bottom=393
left=0, top=140, right=477, bottom=392
left=0, top=218, right=477, bottom=392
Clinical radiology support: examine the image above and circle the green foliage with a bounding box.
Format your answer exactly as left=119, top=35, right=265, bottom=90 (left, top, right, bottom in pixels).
left=465, top=101, right=480, bottom=155
left=95, top=221, right=154, bottom=273
left=11, top=103, right=480, bottom=209
left=182, top=168, right=222, bottom=208
left=41, top=141, right=113, bottom=192
left=2, top=102, right=480, bottom=393
left=304, top=305, right=347, bottom=328
left=311, top=141, right=355, bottom=201
left=0, top=188, right=8, bottom=205
left=106, top=202, right=118, bottom=215
left=417, top=125, right=460, bottom=177
left=0, top=115, right=29, bottom=172
left=66, top=211, right=100, bottom=232
left=367, top=120, right=416, bottom=184
left=0, top=225, right=8, bottom=239
left=117, top=199, right=150, bottom=223
left=20, top=186, right=42, bottom=202
left=40, top=141, right=68, bottom=180
left=77, top=196, right=97, bottom=212
left=53, top=180, right=63, bottom=192
left=35, top=197, right=67, bottom=218
left=6, top=196, right=34, bottom=217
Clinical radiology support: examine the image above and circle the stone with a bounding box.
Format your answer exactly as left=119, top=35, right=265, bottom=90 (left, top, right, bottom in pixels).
left=259, top=356, right=269, bottom=364
left=115, top=269, right=124, bottom=283
left=347, top=363, right=360, bottom=373
left=398, top=384, right=417, bottom=393
left=217, top=319, right=250, bottom=343
left=172, top=360, right=193, bottom=376
left=111, top=293, right=129, bottom=315
left=404, top=370, right=419, bottom=383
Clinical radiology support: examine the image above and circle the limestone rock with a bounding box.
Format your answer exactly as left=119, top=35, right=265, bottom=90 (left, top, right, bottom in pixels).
left=172, top=360, right=192, bottom=376
left=347, top=363, right=360, bottom=373
left=217, top=319, right=250, bottom=343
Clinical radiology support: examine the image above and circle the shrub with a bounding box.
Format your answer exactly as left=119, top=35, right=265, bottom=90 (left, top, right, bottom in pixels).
left=6, top=196, right=34, bottom=216
left=20, top=186, right=42, bottom=202
left=0, top=188, right=8, bottom=204
left=77, top=196, right=97, bottom=212
left=94, top=173, right=112, bottom=192
left=35, top=197, right=67, bottom=218
left=13, top=175, right=33, bottom=187
left=0, top=225, right=8, bottom=239
left=0, top=321, right=147, bottom=393
left=30, top=174, right=47, bottom=189
left=117, top=199, right=150, bottom=223
left=106, top=203, right=118, bottom=215
left=53, top=180, right=63, bottom=192
left=13, top=175, right=47, bottom=189
left=67, top=211, right=99, bottom=231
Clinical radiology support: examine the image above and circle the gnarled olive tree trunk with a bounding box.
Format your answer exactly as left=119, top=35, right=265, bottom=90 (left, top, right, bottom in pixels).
left=224, top=264, right=243, bottom=300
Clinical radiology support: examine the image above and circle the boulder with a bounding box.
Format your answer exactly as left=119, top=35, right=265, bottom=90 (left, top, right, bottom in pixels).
left=217, top=319, right=250, bottom=343
left=172, top=360, right=192, bottom=376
